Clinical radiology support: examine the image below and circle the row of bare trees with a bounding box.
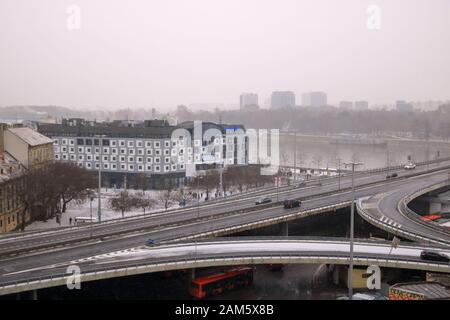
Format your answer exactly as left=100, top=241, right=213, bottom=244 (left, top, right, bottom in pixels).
left=108, top=166, right=273, bottom=218
left=14, top=162, right=96, bottom=230
left=108, top=188, right=194, bottom=218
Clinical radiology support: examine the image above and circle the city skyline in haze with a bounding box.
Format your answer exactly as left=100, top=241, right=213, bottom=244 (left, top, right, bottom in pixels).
left=1, top=0, right=449, bottom=111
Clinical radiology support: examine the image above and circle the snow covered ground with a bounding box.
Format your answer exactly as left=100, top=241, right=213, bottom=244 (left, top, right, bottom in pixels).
left=26, top=188, right=200, bottom=230
left=25, top=186, right=257, bottom=231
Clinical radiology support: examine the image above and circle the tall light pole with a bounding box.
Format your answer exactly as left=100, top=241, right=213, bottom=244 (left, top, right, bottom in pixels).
left=344, top=161, right=364, bottom=300
left=293, top=132, right=297, bottom=183
left=197, top=176, right=203, bottom=219
left=97, top=137, right=103, bottom=223
left=96, top=134, right=108, bottom=223
left=336, top=158, right=342, bottom=191
left=90, top=193, right=94, bottom=238
left=386, top=146, right=390, bottom=178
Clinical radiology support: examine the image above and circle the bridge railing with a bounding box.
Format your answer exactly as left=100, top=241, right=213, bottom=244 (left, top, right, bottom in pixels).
left=357, top=197, right=450, bottom=246
left=1, top=247, right=449, bottom=294
left=398, top=181, right=450, bottom=236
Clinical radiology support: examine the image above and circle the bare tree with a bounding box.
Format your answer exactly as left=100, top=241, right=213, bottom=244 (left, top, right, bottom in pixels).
left=135, top=192, right=157, bottom=215
left=52, top=162, right=96, bottom=213
left=136, top=173, right=149, bottom=193
left=109, top=191, right=136, bottom=218
left=158, top=187, right=177, bottom=211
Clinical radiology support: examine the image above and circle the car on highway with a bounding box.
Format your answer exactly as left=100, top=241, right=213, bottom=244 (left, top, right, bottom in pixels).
left=283, top=199, right=301, bottom=209
left=420, top=250, right=449, bottom=263
left=293, top=182, right=307, bottom=188
left=386, top=173, right=398, bottom=179
left=146, top=239, right=158, bottom=247
left=404, top=163, right=416, bottom=170
left=255, top=197, right=272, bottom=205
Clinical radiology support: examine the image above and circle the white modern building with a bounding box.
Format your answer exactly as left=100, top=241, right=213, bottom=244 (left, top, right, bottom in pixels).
left=302, top=92, right=327, bottom=107
left=339, top=101, right=353, bottom=110
left=270, top=91, right=296, bottom=109
left=354, top=101, right=369, bottom=111
left=239, top=93, right=259, bottom=109
left=38, top=119, right=249, bottom=189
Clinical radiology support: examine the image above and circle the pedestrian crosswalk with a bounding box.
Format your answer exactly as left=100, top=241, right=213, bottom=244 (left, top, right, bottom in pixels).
left=379, top=215, right=402, bottom=229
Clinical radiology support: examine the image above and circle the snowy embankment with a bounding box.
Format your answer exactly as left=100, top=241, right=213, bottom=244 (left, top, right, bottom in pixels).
left=25, top=185, right=254, bottom=231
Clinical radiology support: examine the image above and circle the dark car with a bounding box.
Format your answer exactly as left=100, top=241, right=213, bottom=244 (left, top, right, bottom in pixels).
left=146, top=239, right=157, bottom=247
left=386, top=173, right=398, bottom=179
left=293, top=182, right=306, bottom=188
left=420, top=250, right=449, bottom=263
left=284, top=199, right=301, bottom=209
left=255, top=197, right=272, bottom=205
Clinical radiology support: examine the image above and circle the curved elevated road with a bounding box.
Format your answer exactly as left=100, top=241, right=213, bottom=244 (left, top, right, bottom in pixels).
left=0, top=237, right=449, bottom=296
left=1, top=167, right=450, bottom=290
left=357, top=173, right=450, bottom=246
left=2, top=159, right=450, bottom=257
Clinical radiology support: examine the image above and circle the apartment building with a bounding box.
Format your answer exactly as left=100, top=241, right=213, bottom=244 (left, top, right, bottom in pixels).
left=38, top=119, right=248, bottom=189
left=0, top=152, right=24, bottom=233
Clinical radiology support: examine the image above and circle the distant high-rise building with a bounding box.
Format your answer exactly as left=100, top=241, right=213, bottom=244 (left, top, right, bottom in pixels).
left=239, top=93, right=259, bottom=109
left=302, top=92, right=327, bottom=107
left=396, top=100, right=414, bottom=112
left=354, top=101, right=369, bottom=110
left=271, top=91, right=296, bottom=109
left=339, top=101, right=353, bottom=110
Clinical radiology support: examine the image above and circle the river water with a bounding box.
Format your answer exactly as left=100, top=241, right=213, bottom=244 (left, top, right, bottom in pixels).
left=279, top=134, right=450, bottom=170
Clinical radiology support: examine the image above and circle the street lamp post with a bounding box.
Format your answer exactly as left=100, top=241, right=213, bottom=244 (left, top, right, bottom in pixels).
left=197, top=176, right=203, bottom=220
left=293, top=132, right=297, bottom=184
left=344, top=161, right=364, bottom=300
left=90, top=195, right=94, bottom=238
left=276, top=174, right=280, bottom=202
left=337, top=158, right=342, bottom=191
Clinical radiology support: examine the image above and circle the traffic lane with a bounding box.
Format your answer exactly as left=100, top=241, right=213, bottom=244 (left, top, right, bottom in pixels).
left=0, top=184, right=376, bottom=275
left=0, top=170, right=388, bottom=253
left=2, top=240, right=449, bottom=286
left=377, top=175, right=450, bottom=242
left=1, top=169, right=449, bottom=276
left=1, top=159, right=447, bottom=253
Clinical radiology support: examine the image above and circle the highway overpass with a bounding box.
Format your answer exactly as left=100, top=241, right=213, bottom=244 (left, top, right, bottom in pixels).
left=1, top=159, right=450, bottom=297
left=357, top=173, right=450, bottom=246
left=2, top=158, right=450, bottom=259
left=0, top=237, right=449, bottom=296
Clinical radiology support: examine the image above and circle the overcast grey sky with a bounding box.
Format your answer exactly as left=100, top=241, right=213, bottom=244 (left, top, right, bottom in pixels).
left=0, top=0, right=449, bottom=111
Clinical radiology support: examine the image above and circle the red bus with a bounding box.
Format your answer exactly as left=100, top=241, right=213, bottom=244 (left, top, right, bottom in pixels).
left=189, top=267, right=253, bottom=299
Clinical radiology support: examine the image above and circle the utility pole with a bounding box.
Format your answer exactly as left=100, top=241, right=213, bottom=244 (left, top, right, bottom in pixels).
left=344, top=161, right=364, bottom=300
left=293, top=132, right=297, bottom=183
left=337, top=158, right=342, bottom=191
left=98, top=144, right=102, bottom=223
left=386, top=146, right=390, bottom=178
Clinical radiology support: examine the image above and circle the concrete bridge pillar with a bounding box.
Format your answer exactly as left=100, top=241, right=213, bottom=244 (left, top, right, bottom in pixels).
left=280, top=222, right=289, bottom=236
left=31, top=289, right=38, bottom=300
left=190, top=268, right=196, bottom=281
left=332, top=265, right=340, bottom=286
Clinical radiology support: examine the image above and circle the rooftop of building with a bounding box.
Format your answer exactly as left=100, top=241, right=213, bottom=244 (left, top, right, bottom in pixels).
left=391, top=281, right=450, bottom=300
left=0, top=152, right=23, bottom=183
left=38, top=119, right=245, bottom=138
left=7, top=127, right=54, bottom=147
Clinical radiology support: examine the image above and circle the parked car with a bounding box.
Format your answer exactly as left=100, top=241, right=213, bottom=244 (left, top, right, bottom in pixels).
left=404, top=163, right=416, bottom=170
left=283, top=199, right=301, bottom=209
left=255, top=197, right=272, bottom=205
left=420, top=250, right=449, bottom=263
